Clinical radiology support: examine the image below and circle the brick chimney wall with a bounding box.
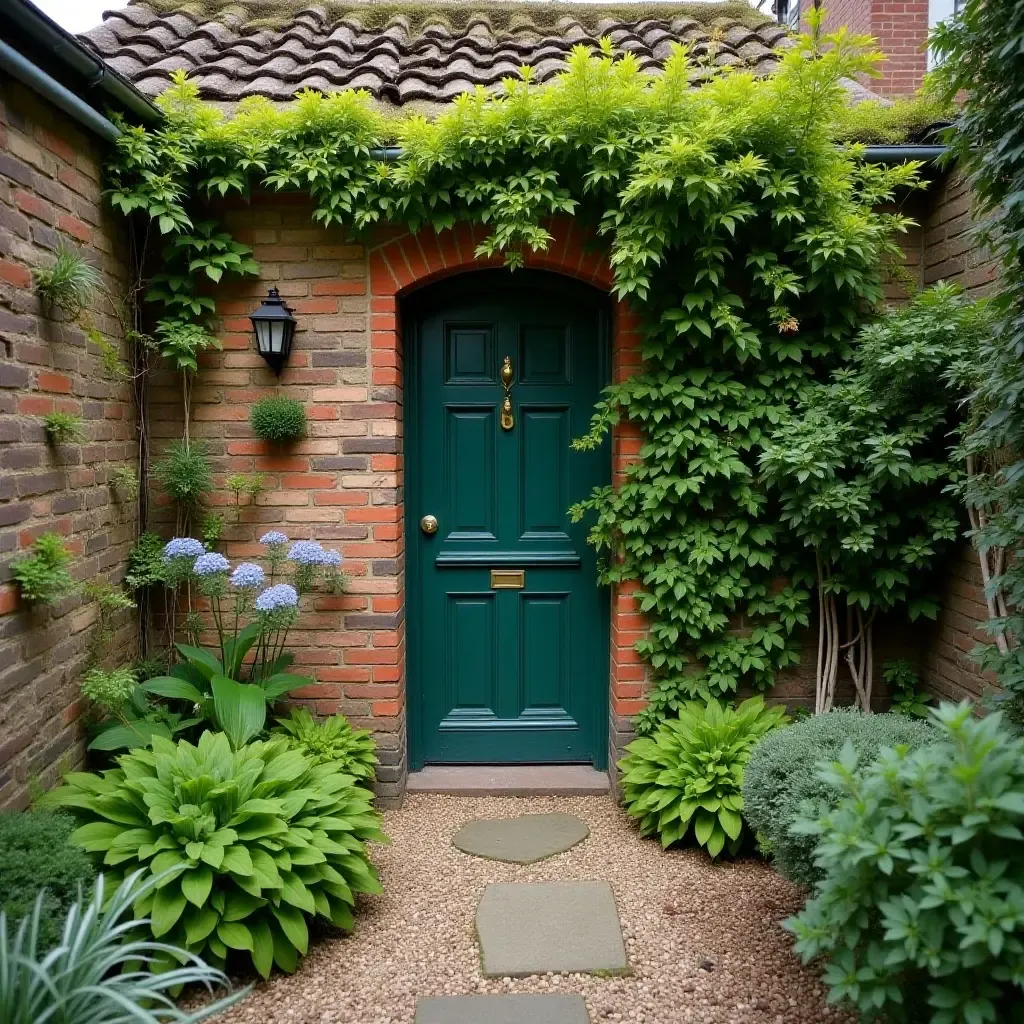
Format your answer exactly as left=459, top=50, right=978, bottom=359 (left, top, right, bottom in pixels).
left=819, top=0, right=929, bottom=96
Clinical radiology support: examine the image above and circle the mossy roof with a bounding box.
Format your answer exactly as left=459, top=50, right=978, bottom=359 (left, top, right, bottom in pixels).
left=80, top=1, right=789, bottom=106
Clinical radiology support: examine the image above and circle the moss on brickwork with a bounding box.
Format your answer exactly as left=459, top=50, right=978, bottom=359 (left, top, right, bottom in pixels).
left=129, top=0, right=772, bottom=33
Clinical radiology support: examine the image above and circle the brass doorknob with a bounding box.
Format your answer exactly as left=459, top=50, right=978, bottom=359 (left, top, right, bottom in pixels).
left=420, top=514, right=438, bottom=535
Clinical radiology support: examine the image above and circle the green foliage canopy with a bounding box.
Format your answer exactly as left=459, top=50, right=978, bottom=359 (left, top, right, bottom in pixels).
left=760, top=284, right=989, bottom=622
left=108, top=15, right=921, bottom=718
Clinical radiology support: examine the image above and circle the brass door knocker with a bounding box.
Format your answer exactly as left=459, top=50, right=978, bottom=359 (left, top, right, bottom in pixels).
left=500, top=355, right=515, bottom=431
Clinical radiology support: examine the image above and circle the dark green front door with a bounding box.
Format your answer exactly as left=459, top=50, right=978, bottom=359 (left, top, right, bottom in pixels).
left=407, top=272, right=610, bottom=768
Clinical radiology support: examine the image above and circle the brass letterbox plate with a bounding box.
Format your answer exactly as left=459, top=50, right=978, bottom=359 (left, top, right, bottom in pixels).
left=490, top=569, right=525, bottom=589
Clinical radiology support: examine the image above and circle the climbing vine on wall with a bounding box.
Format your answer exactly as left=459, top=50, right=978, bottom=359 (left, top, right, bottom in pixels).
left=106, top=12, right=921, bottom=724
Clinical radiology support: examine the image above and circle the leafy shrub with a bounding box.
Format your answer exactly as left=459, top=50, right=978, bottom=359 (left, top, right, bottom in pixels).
left=786, top=703, right=1024, bottom=1023
left=1, top=871, right=246, bottom=1023
left=126, top=531, right=171, bottom=591
left=274, top=708, right=377, bottom=785
left=46, top=731, right=386, bottom=978
left=43, top=411, right=85, bottom=444
left=0, top=810, right=95, bottom=952
left=619, top=696, right=786, bottom=858
left=743, top=709, right=936, bottom=887
left=250, top=396, right=307, bottom=443
left=153, top=440, right=212, bottom=513
left=883, top=658, right=933, bottom=718
left=32, top=240, right=100, bottom=319
left=111, top=465, right=140, bottom=501
left=155, top=318, right=222, bottom=374
left=10, top=532, right=75, bottom=606
left=81, top=665, right=138, bottom=713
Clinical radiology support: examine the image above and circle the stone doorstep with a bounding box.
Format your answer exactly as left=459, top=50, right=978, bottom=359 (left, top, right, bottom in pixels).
left=407, top=765, right=610, bottom=797
left=475, top=881, right=629, bottom=979
left=414, top=994, right=590, bottom=1024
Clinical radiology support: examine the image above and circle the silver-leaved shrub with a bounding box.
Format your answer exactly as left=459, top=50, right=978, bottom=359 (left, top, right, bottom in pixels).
left=785, top=702, right=1024, bottom=1023
left=619, top=696, right=787, bottom=857
left=43, top=731, right=386, bottom=978
left=742, top=708, right=936, bottom=887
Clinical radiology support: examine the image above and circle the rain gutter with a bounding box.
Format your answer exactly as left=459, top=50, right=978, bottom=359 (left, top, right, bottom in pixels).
left=0, top=0, right=161, bottom=140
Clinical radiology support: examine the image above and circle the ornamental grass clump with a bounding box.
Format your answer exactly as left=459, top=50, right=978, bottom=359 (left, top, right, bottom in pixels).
left=619, top=696, right=786, bottom=858
left=742, top=708, right=936, bottom=887
left=274, top=708, right=377, bottom=785
left=786, top=702, right=1024, bottom=1023
left=0, top=871, right=246, bottom=1023
left=44, top=731, right=386, bottom=979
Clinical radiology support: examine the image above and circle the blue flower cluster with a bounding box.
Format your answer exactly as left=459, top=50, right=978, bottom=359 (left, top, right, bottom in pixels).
left=230, top=562, right=265, bottom=589
left=260, top=531, right=288, bottom=546
left=288, top=540, right=342, bottom=567
left=193, top=552, right=231, bottom=577
left=162, top=537, right=205, bottom=561
left=255, top=583, right=299, bottom=612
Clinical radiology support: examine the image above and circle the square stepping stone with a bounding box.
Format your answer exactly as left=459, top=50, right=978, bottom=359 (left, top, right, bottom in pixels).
left=476, top=881, right=628, bottom=978
left=415, top=994, right=589, bottom=1024
left=453, top=812, right=589, bottom=864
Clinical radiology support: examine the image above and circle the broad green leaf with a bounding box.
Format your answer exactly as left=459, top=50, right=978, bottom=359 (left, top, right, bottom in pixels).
left=212, top=675, right=267, bottom=750
left=182, top=865, right=213, bottom=906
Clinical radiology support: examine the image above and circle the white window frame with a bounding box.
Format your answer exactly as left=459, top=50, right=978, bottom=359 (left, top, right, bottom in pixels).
left=928, top=0, right=960, bottom=69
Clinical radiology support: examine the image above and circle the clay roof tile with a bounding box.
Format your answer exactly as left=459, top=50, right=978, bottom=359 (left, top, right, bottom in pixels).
left=79, top=1, right=794, bottom=106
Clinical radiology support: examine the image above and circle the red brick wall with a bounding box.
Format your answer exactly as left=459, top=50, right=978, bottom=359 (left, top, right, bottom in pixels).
left=922, top=545, right=995, bottom=702
left=825, top=0, right=872, bottom=38
left=0, top=75, right=137, bottom=808
left=823, top=0, right=929, bottom=97
left=917, top=170, right=1001, bottom=704
left=166, top=210, right=648, bottom=796
left=145, top=195, right=410, bottom=792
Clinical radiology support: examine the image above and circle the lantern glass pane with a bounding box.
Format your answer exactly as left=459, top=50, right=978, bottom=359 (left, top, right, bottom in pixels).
left=254, top=319, right=271, bottom=352
left=271, top=320, right=285, bottom=353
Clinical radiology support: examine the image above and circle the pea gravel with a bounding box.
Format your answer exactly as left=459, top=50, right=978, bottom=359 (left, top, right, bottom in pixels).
left=206, top=794, right=852, bottom=1024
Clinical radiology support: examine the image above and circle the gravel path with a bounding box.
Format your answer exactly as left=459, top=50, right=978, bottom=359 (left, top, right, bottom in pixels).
left=210, top=794, right=851, bottom=1024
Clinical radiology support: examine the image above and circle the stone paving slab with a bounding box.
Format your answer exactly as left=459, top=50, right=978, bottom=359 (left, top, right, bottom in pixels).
left=476, top=881, right=628, bottom=978
left=453, top=812, right=589, bottom=864
left=407, top=766, right=610, bottom=796
left=414, top=994, right=590, bottom=1024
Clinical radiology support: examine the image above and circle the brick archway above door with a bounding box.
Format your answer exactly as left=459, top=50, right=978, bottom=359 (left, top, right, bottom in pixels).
left=365, top=219, right=649, bottom=799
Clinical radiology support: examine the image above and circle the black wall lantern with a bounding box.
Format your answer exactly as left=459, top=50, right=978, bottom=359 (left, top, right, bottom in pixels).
left=250, top=287, right=296, bottom=374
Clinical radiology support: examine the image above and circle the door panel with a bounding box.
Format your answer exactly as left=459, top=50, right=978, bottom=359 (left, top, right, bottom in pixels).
left=445, top=407, right=497, bottom=538
left=407, top=272, right=610, bottom=767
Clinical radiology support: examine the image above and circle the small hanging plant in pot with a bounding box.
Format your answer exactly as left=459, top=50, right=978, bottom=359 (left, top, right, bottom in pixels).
left=250, top=395, right=307, bottom=444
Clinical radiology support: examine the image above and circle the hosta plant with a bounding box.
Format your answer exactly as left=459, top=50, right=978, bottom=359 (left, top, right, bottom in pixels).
left=786, top=703, right=1024, bottom=1023
left=1, top=871, right=245, bottom=1023
left=44, top=731, right=386, bottom=978
left=274, top=708, right=377, bottom=785
left=619, top=696, right=787, bottom=858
